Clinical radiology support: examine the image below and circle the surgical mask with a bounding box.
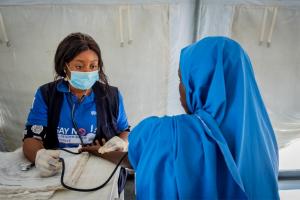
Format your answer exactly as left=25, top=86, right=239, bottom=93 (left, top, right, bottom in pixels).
left=66, top=68, right=99, bottom=90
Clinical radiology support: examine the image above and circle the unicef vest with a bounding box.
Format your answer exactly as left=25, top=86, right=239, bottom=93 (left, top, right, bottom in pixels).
left=40, top=79, right=120, bottom=149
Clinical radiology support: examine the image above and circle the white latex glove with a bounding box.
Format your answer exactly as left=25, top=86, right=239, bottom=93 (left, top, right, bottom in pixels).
left=98, top=136, right=128, bottom=154
left=35, top=149, right=61, bottom=177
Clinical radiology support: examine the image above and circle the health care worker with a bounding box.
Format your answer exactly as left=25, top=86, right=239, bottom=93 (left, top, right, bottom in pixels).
left=22, top=32, right=129, bottom=177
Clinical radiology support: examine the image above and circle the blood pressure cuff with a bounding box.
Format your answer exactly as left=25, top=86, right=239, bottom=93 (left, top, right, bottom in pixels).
left=23, top=125, right=47, bottom=141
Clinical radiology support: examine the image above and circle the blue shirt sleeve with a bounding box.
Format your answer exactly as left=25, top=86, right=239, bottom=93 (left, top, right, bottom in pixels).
left=26, top=88, right=48, bottom=126
left=117, top=91, right=129, bottom=132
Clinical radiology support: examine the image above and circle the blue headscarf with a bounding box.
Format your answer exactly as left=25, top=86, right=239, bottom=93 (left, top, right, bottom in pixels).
left=128, top=37, right=279, bottom=200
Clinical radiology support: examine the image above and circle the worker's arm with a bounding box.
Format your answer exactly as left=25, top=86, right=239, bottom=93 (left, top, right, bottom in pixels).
left=23, top=138, right=44, bottom=163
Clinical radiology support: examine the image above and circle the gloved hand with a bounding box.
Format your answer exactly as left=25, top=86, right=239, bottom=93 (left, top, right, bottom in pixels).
left=35, top=149, right=61, bottom=177
left=98, top=136, right=128, bottom=154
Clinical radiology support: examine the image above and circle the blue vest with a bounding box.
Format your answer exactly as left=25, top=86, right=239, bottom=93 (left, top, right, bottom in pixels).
left=38, top=79, right=125, bottom=149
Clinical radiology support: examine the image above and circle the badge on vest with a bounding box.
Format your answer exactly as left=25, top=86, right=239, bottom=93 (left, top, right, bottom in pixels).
left=31, top=125, right=43, bottom=135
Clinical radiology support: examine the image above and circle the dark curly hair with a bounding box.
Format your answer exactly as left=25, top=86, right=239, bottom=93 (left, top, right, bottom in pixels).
left=54, top=32, right=108, bottom=89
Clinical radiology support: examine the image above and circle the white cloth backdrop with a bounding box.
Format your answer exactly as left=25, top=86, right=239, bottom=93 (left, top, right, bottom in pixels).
left=1, top=0, right=299, bottom=152
left=196, top=0, right=300, bottom=148
left=0, top=0, right=195, bottom=151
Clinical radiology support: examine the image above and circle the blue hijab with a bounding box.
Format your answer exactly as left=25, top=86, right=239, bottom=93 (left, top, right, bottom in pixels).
left=128, top=37, right=279, bottom=200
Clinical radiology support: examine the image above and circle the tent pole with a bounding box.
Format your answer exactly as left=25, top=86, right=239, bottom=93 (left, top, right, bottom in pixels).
left=193, top=0, right=201, bottom=42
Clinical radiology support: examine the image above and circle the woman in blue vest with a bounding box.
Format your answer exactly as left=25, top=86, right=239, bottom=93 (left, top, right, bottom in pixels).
left=22, top=32, right=130, bottom=177
left=128, top=37, right=279, bottom=199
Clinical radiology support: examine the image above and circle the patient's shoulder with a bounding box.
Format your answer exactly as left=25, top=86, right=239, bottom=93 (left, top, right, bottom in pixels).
left=140, top=114, right=194, bottom=124
left=138, top=115, right=181, bottom=126
left=132, top=114, right=197, bottom=134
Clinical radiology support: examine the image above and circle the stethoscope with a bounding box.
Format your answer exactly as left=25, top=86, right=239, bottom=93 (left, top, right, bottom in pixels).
left=59, top=148, right=127, bottom=192
left=56, top=91, right=128, bottom=192
left=20, top=91, right=128, bottom=192
left=68, top=92, right=85, bottom=145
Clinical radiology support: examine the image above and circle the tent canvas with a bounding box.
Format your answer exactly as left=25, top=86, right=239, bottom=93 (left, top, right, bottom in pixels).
left=0, top=0, right=300, bottom=197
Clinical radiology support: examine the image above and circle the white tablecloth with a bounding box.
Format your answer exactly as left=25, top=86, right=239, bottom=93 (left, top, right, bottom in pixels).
left=0, top=148, right=121, bottom=200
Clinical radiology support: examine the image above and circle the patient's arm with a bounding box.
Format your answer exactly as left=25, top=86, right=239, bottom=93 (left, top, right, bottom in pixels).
left=79, top=140, right=132, bottom=169
left=96, top=151, right=132, bottom=169
left=118, top=131, right=129, bottom=142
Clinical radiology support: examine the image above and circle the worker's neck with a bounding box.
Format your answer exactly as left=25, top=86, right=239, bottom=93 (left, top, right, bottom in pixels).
left=69, top=85, right=90, bottom=100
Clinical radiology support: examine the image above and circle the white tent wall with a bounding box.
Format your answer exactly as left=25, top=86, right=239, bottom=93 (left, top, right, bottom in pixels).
left=0, top=0, right=195, bottom=151
left=196, top=0, right=300, bottom=148
left=231, top=5, right=300, bottom=148
left=168, top=2, right=195, bottom=115
left=2, top=0, right=299, bottom=152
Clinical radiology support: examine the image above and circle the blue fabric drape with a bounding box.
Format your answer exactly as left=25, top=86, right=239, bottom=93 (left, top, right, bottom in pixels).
left=129, top=37, right=279, bottom=200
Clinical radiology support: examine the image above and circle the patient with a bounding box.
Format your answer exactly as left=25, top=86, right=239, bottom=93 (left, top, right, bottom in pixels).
left=127, top=37, right=279, bottom=199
